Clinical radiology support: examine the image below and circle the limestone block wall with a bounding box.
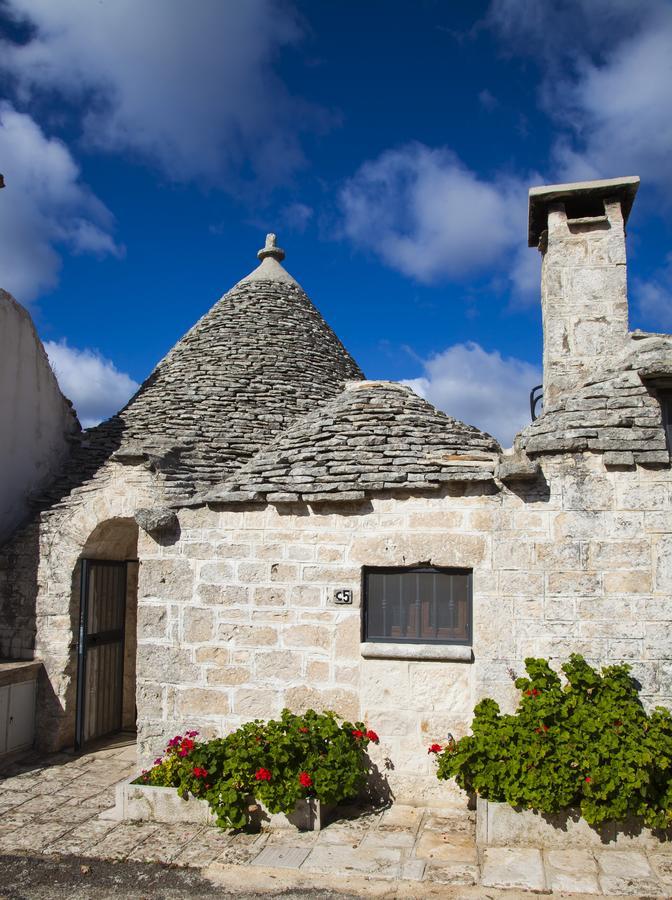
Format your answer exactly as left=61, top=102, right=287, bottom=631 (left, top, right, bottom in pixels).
left=0, top=290, right=80, bottom=545
left=541, top=198, right=629, bottom=408
left=135, top=453, right=672, bottom=806
left=0, top=461, right=161, bottom=749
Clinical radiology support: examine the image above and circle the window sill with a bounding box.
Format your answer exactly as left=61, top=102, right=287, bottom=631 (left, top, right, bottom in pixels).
left=360, top=642, right=472, bottom=662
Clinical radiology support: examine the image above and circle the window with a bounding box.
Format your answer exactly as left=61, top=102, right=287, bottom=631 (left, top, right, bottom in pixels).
left=660, top=392, right=672, bottom=453
left=363, top=567, right=472, bottom=645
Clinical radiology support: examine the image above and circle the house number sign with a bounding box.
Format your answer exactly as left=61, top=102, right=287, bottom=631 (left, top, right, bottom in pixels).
left=333, top=588, right=353, bottom=605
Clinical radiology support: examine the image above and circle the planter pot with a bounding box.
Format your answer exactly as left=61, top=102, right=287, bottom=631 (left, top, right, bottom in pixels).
left=112, top=777, right=331, bottom=830
left=476, top=797, right=672, bottom=849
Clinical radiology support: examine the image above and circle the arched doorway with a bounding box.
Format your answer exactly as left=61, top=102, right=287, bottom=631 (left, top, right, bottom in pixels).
left=75, top=518, right=138, bottom=748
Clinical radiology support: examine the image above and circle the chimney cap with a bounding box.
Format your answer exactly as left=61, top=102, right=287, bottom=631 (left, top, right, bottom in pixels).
left=528, top=176, right=640, bottom=247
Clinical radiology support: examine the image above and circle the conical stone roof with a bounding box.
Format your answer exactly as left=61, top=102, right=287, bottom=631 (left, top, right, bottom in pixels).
left=200, top=381, right=501, bottom=505
left=36, top=235, right=364, bottom=506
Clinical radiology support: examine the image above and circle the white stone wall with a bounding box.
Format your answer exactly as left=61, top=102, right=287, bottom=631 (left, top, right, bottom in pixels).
left=541, top=198, right=629, bottom=408
left=135, top=452, right=672, bottom=805
left=0, top=290, right=79, bottom=544
left=0, top=460, right=162, bottom=749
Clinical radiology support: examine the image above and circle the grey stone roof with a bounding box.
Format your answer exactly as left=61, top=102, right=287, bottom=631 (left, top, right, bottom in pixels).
left=31, top=242, right=364, bottom=507
left=198, top=381, right=501, bottom=505
left=519, top=332, right=672, bottom=466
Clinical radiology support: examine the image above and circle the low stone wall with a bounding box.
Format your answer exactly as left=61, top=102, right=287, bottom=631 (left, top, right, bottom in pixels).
left=113, top=777, right=328, bottom=830
left=476, top=797, right=672, bottom=850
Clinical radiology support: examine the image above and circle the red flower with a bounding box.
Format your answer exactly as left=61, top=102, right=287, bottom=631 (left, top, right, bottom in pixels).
left=428, top=743, right=442, bottom=754
left=299, top=772, right=313, bottom=788
left=299, top=727, right=309, bottom=734
left=255, top=767, right=272, bottom=782
left=193, top=767, right=209, bottom=778
left=352, top=729, right=364, bottom=739
left=366, top=730, right=379, bottom=743
left=585, top=776, right=592, bottom=783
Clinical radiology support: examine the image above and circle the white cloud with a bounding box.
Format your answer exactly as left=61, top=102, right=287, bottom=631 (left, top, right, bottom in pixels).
left=634, top=254, right=672, bottom=330
left=1, top=0, right=327, bottom=187
left=0, top=103, right=121, bottom=302
left=45, top=339, right=139, bottom=428
left=340, top=142, right=534, bottom=291
left=488, top=0, right=672, bottom=198
left=402, top=341, right=541, bottom=447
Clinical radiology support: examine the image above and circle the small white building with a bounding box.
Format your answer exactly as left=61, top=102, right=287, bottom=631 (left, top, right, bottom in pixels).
left=1, top=177, right=671, bottom=805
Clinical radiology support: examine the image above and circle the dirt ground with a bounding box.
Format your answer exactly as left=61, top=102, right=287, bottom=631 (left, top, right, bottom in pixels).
left=0, top=854, right=357, bottom=900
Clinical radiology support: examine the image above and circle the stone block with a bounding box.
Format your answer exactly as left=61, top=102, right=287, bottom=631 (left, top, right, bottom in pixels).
left=183, top=607, right=215, bottom=643
left=588, top=540, right=650, bottom=570
left=139, top=559, right=193, bottom=601
left=175, top=687, right=229, bottom=717
left=197, top=584, right=248, bottom=606
left=198, top=561, right=235, bottom=584
left=499, top=571, right=544, bottom=595
left=335, top=614, right=362, bottom=662
left=285, top=686, right=359, bottom=720
left=137, top=604, right=169, bottom=639
left=654, top=535, right=672, bottom=592
left=233, top=687, right=282, bottom=718
left=206, top=665, right=251, bottom=686
left=535, top=540, right=581, bottom=568
left=546, top=849, right=600, bottom=894
left=481, top=847, right=546, bottom=891
left=547, top=571, right=601, bottom=595
left=136, top=646, right=198, bottom=684
left=255, top=650, right=302, bottom=680
left=283, top=624, right=330, bottom=652
left=306, top=659, right=330, bottom=682
left=253, top=587, right=287, bottom=607
left=236, top=561, right=270, bottom=583
left=604, top=571, right=652, bottom=593
left=270, top=562, right=299, bottom=582
left=218, top=624, right=278, bottom=647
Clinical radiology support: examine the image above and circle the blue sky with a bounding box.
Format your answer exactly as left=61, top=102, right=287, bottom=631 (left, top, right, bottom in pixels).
left=1, top=0, right=671, bottom=444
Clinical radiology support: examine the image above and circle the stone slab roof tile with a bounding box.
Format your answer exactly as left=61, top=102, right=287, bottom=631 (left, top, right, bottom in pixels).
left=197, top=381, right=501, bottom=504
left=520, top=332, right=672, bottom=465
left=26, top=237, right=364, bottom=513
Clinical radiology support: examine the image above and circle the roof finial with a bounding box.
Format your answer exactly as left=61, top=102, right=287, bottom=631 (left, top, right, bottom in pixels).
left=257, top=233, right=286, bottom=262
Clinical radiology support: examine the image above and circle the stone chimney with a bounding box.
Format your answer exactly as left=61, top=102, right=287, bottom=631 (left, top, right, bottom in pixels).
left=528, top=176, right=639, bottom=409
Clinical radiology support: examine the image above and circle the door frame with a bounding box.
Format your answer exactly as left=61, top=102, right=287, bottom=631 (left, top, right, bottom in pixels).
left=75, top=558, right=130, bottom=750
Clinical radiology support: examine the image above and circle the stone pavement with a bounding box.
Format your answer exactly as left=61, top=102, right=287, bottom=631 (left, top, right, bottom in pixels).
left=1, top=737, right=672, bottom=897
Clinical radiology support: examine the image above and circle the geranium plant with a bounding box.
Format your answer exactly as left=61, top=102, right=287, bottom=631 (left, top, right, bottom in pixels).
left=431, top=654, right=672, bottom=829
left=135, top=709, right=379, bottom=830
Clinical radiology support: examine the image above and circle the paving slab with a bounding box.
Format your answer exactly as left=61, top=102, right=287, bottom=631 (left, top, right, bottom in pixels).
left=414, top=829, right=478, bottom=864
left=424, top=862, right=479, bottom=885
left=545, top=849, right=600, bottom=894
left=359, top=827, right=416, bottom=848
left=43, top=820, right=118, bottom=856
left=302, top=843, right=403, bottom=878
left=87, top=822, right=160, bottom=859
left=481, top=847, right=547, bottom=892
left=126, top=822, right=204, bottom=863
left=251, top=844, right=311, bottom=869
left=171, top=827, right=234, bottom=868
left=377, top=804, right=424, bottom=833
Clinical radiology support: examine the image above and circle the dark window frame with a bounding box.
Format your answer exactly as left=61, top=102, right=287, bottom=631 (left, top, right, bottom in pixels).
left=362, top=565, right=473, bottom=646
left=659, top=391, right=672, bottom=454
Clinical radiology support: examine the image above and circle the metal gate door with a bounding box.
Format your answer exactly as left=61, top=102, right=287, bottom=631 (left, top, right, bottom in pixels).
left=76, top=559, right=127, bottom=748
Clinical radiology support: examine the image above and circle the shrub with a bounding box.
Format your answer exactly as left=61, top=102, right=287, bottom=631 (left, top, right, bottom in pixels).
left=135, top=709, right=379, bottom=829
left=432, top=654, right=672, bottom=829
